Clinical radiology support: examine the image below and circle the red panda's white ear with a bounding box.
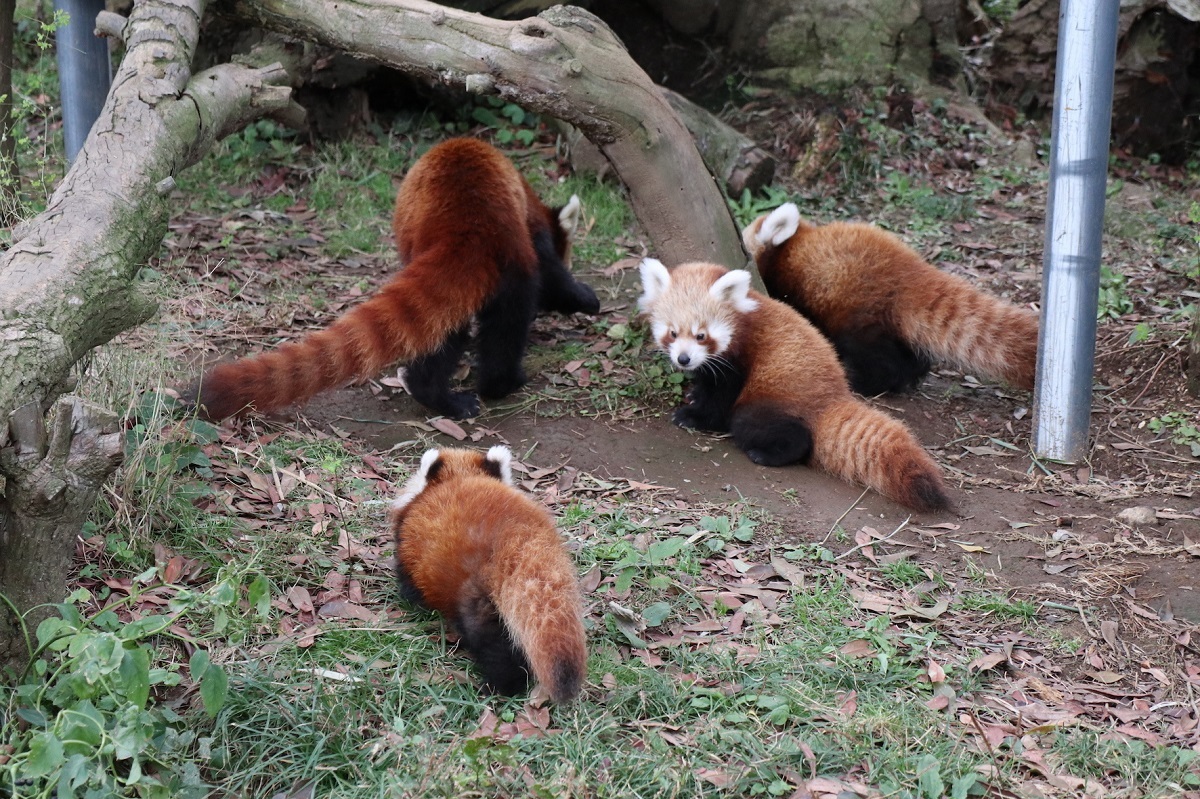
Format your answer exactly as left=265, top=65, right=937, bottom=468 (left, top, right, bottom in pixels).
left=392, top=448, right=442, bottom=511
left=710, top=270, right=759, bottom=313
left=638, top=258, right=671, bottom=309
left=485, top=445, right=514, bottom=485
left=758, top=203, right=801, bottom=247
left=558, top=195, right=582, bottom=239
left=416, top=448, right=442, bottom=479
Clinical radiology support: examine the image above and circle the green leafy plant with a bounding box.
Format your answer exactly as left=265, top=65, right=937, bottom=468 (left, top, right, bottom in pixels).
left=1097, top=265, right=1134, bottom=320
left=1147, top=411, right=1200, bottom=457
left=882, top=173, right=975, bottom=225
left=466, top=97, right=539, bottom=146
left=2, top=567, right=269, bottom=799
left=727, top=185, right=791, bottom=229
left=679, top=514, right=757, bottom=554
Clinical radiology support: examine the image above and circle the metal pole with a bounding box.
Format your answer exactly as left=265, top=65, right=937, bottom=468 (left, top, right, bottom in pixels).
left=54, top=0, right=111, bottom=163
left=1032, top=0, right=1120, bottom=463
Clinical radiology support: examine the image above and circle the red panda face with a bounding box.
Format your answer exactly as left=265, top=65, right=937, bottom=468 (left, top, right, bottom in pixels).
left=637, top=259, right=758, bottom=372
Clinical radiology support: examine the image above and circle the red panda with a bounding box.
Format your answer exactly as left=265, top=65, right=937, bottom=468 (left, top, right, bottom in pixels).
left=742, top=203, right=1039, bottom=396
left=390, top=445, right=587, bottom=701
left=185, top=138, right=599, bottom=422
left=638, top=259, right=950, bottom=513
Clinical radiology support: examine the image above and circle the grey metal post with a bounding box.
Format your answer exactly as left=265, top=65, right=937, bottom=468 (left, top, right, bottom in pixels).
left=55, top=0, right=111, bottom=163
left=1032, top=0, right=1120, bottom=463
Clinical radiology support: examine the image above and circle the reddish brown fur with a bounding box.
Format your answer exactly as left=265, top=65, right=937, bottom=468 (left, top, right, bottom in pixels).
left=745, top=215, right=1039, bottom=390
left=648, top=263, right=949, bottom=512
left=390, top=449, right=587, bottom=701
left=189, top=138, right=567, bottom=420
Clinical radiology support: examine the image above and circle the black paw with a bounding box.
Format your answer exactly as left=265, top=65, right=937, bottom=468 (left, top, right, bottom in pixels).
left=477, top=368, right=528, bottom=400
left=434, top=391, right=481, bottom=420
left=672, top=405, right=702, bottom=430
left=744, top=449, right=775, bottom=467
left=572, top=284, right=600, bottom=315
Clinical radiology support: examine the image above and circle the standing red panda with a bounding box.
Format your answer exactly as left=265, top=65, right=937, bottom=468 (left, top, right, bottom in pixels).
left=390, top=445, right=587, bottom=702
left=639, top=259, right=950, bottom=513
left=743, top=203, right=1039, bottom=396
left=185, top=138, right=599, bottom=422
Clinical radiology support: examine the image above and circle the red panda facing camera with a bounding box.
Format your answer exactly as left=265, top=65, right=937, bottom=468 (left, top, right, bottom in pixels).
left=389, top=445, right=587, bottom=702
left=638, top=259, right=950, bottom=513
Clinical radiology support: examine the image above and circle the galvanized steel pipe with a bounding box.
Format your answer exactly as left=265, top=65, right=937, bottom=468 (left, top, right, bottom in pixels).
left=1032, top=0, right=1121, bottom=463
left=55, top=0, right=111, bottom=163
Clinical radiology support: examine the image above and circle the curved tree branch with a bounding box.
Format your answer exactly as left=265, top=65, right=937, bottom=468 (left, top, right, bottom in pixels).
left=230, top=0, right=746, bottom=269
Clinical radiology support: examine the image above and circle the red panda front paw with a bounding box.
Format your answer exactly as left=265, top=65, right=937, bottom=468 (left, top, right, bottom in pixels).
left=438, top=391, right=481, bottom=420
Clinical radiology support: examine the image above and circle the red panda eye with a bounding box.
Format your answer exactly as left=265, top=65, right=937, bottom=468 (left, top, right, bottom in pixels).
left=669, top=330, right=677, bottom=340
left=696, top=332, right=707, bottom=342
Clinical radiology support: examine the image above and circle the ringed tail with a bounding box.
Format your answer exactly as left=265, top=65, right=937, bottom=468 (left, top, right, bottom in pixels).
left=898, top=274, right=1039, bottom=391
left=811, top=399, right=949, bottom=512
left=190, top=246, right=496, bottom=421
left=492, top=552, right=587, bottom=702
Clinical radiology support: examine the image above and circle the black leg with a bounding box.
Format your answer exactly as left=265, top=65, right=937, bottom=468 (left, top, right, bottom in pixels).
left=832, top=325, right=932, bottom=396
left=534, top=228, right=600, bottom=315
left=406, top=326, right=480, bottom=419
left=730, top=403, right=814, bottom=467
left=673, top=362, right=745, bottom=432
left=456, top=590, right=531, bottom=697
left=475, top=271, right=538, bottom=400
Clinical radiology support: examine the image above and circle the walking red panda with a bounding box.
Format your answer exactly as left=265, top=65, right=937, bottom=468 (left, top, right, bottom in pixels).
left=742, top=203, right=1039, bottom=396
left=184, top=138, right=599, bottom=422
left=638, top=259, right=950, bottom=513
left=390, top=445, right=587, bottom=701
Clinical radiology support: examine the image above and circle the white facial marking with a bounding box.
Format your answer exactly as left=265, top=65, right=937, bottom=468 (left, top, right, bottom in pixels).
left=638, top=258, right=671, bottom=309
left=485, top=445, right=514, bottom=485
left=706, top=318, right=733, bottom=354
left=670, top=340, right=708, bottom=370
left=391, top=448, right=443, bottom=512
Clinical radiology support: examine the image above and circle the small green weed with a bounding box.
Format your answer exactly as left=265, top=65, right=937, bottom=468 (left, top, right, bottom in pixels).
left=883, top=173, right=975, bottom=226
left=1147, top=411, right=1200, bottom=457
left=880, top=558, right=926, bottom=588
left=680, top=514, right=757, bottom=555
left=727, top=185, right=792, bottom=230
left=955, top=592, right=1039, bottom=623
left=464, top=96, right=540, bottom=147
left=1097, top=265, right=1134, bottom=320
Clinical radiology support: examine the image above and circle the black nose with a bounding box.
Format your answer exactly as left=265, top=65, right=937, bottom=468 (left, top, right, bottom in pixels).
left=677, top=353, right=691, bottom=367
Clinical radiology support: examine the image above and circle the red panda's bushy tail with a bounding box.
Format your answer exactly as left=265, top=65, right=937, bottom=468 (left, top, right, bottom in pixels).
left=492, top=546, right=587, bottom=703
left=812, top=399, right=950, bottom=512
left=187, top=246, right=498, bottom=421
left=899, top=272, right=1039, bottom=390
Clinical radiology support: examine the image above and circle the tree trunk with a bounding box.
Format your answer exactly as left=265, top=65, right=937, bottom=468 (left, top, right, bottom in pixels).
left=229, top=0, right=746, bottom=269
left=0, top=398, right=122, bottom=675
left=0, top=0, right=17, bottom=222
left=558, top=88, right=777, bottom=199
left=0, top=0, right=301, bottom=669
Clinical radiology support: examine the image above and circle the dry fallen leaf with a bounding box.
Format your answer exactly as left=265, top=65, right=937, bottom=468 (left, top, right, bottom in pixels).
left=430, top=417, right=467, bottom=440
